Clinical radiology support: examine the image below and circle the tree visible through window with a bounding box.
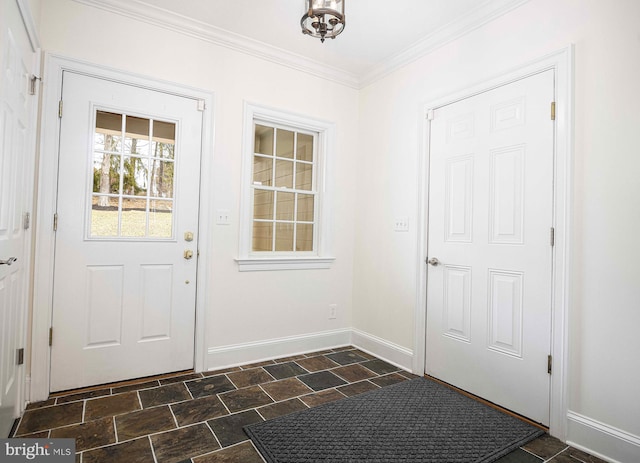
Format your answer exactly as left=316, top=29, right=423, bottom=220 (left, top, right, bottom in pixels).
left=251, top=123, right=316, bottom=252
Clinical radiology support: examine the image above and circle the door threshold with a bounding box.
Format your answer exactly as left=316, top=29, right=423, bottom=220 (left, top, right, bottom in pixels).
left=49, top=369, right=195, bottom=398
left=424, top=374, right=548, bottom=431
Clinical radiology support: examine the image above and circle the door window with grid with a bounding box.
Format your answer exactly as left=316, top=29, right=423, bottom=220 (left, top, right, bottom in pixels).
left=252, top=123, right=317, bottom=252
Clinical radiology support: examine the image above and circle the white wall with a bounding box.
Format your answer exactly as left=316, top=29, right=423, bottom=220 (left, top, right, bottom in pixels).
left=354, top=0, right=640, bottom=460
left=36, top=0, right=359, bottom=367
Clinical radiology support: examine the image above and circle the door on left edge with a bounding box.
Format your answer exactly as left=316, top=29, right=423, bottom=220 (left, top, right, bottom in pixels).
left=50, top=72, right=203, bottom=392
left=0, top=0, right=37, bottom=437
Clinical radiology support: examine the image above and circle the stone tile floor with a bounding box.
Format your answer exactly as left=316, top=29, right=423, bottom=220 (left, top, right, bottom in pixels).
left=11, top=346, right=606, bottom=463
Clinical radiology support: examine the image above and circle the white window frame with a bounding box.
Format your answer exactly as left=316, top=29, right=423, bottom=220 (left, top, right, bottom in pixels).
left=237, top=102, right=335, bottom=271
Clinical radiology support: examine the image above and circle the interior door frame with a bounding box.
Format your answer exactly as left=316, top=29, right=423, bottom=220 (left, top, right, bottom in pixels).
left=413, top=46, right=574, bottom=441
left=31, top=54, right=215, bottom=402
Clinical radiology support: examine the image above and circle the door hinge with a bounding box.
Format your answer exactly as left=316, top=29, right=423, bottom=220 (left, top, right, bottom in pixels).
left=49, top=328, right=53, bottom=346
left=29, top=75, right=41, bottom=96
left=547, top=355, right=552, bottom=374
left=197, top=99, right=205, bottom=111
left=53, top=213, right=58, bottom=231
left=58, top=100, right=63, bottom=118
left=23, top=212, right=30, bottom=230
left=16, top=348, right=25, bottom=365
left=550, top=101, right=556, bottom=121
left=550, top=227, right=555, bottom=246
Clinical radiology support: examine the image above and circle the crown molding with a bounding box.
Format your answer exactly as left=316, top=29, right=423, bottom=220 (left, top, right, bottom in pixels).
left=72, top=0, right=360, bottom=89
left=358, top=0, right=532, bottom=88
left=73, top=0, right=529, bottom=90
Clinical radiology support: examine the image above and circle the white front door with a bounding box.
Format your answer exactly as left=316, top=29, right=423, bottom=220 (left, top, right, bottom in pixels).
left=0, top=1, right=37, bottom=437
left=425, top=70, right=554, bottom=425
left=50, top=72, right=203, bottom=392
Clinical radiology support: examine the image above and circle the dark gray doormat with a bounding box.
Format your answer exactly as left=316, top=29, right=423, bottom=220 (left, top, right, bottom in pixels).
left=245, top=377, right=544, bottom=463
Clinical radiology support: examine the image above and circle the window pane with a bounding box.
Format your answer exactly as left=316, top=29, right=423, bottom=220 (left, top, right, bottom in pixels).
left=122, top=157, right=149, bottom=196
left=150, top=160, right=174, bottom=198
left=275, top=223, right=294, bottom=252
left=149, top=200, right=173, bottom=238
left=121, top=198, right=147, bottom=237
left=254, top=190, right=274, bottom=220
left=93, top=153, right=121, bottom=194
left=125, top=116, right=150, bottom=155
left=276, top=192, right=295, bottom=221
left=254, top=125, right=273, bottom=155
left=297, top=133, right=313, bottom=161
left=296, top=162, right=313, bottom=190
left=253, top=221, right=273, bottom=251
left=253, top=156, right=273, bottom=186
left=91, top=195, right=119, bottom=237
left=275, top=160, right=293, bottom=188
left=152, top=120, right=176, bottom=159
left=276, top=129, right=294, bottom=159
left=96, top=111, right=122, bottom=152
left=297, top=194, right=315, bottom=222
left=296, top=223, right=314, bottom=251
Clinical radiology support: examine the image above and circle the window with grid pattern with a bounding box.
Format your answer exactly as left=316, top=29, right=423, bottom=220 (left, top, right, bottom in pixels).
left=251, top=123, right=317, bottom=253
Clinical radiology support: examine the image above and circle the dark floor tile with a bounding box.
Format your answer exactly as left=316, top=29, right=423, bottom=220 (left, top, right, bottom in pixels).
left=208, top=410, right=263, bottom=448
left=494, top=448, right=543, bottom=463
left=331, top=345, right=355, bottom=352
left=219, top=386, right=273, bottom=413
left=187, top=375, right=236, bottom=399
left=171, top=395, right=229, bottom=427
left=83, top=437, right=155, bottom=463
left=160, top=373, right=203, bottom=385
left=523, top=434, right=568, bottom=459
left=115, top=405, right=176, bottom=440
left=370, top=372, right=409, bottom=387
left=360, top=358, right=401, bottom=375
left=227, top=368, right=274, bottom=388
left=151, top=423, right=220, bottom=463
left=337, top=380, right=379, bottom=397
left=19, top=430, right=50, bottom=438
left=300, top=389, right=346, bottom=407
left=546, top=452, right=576, bottom=463
left=263, top=361, right=308, bottom=379
left=261, top=377, right=313, bottom=402
left=202, top=367, right=241, bottom=377
left=26, top=399, right=56, bottom=410
left=332, top=364, right=377, bottom=382
left=56, top=388, right=111, bottom=404
left=565, top=447, right=609, bottom=463
left=257, top=398, right=308, bottom=420
left=398, top=370, right=421, bottom=379
left=240, top=360, right=275, bottom=369
left=348, top=349, right=377, bottom=359
left=193, top=441, right=264, bottom=463
left=85, top=391, right=140, bottom=421
left=295, top=355, right=340, bottom=372
left=50, top=416, right=115, bottom=452
left=326, top=350, right=367, bottom=365
left=298, top=371, right=347, bottom=391
left=112, top=380, right=160, bottom=394
left=139, top=383, right=192, bottom=408
left=16, top=401, right=83, bottom=435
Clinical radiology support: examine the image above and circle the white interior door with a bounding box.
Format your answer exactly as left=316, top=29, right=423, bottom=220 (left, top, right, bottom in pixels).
left=0, top=1, right=36, bottom=437
left=425, top=70, right=554, bottom=425
left=50, top=72, right=203, bottom=392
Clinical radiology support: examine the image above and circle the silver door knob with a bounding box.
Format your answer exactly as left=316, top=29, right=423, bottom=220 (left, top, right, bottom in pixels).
left=0, top=257, right=17, bottom=266
left=427, top=257, right=440, bottom=266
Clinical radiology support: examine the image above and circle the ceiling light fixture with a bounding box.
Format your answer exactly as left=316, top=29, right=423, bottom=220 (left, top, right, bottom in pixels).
left=301, top=0, right=345, bottom=43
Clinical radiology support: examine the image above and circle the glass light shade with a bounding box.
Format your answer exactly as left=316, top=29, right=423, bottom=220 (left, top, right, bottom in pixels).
left=301, top=0, right=345, bottom=43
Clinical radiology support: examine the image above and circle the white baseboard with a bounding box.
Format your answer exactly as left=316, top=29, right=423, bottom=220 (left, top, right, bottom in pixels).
left=567, top=411, right=640, bottom=463
left=206, top=329, right=352, bottom=371
left=351, top=329, right=414, bottom=372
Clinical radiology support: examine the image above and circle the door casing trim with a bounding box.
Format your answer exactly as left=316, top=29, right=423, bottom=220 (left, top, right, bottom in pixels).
left=413, top=45, right=574, bottom=441
left=31, top=54, right=215, bottom=401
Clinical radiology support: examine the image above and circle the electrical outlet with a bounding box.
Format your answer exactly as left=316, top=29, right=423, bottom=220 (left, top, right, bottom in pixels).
left=329, top=304, right=337, bottom=319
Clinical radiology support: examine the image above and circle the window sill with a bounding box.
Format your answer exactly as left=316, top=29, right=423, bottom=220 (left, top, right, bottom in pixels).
left=235, top=256, right=335, bottom=272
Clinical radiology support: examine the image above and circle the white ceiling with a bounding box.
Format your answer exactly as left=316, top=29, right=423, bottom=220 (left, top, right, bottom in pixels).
left=76, top=0, right=530, bottom=87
